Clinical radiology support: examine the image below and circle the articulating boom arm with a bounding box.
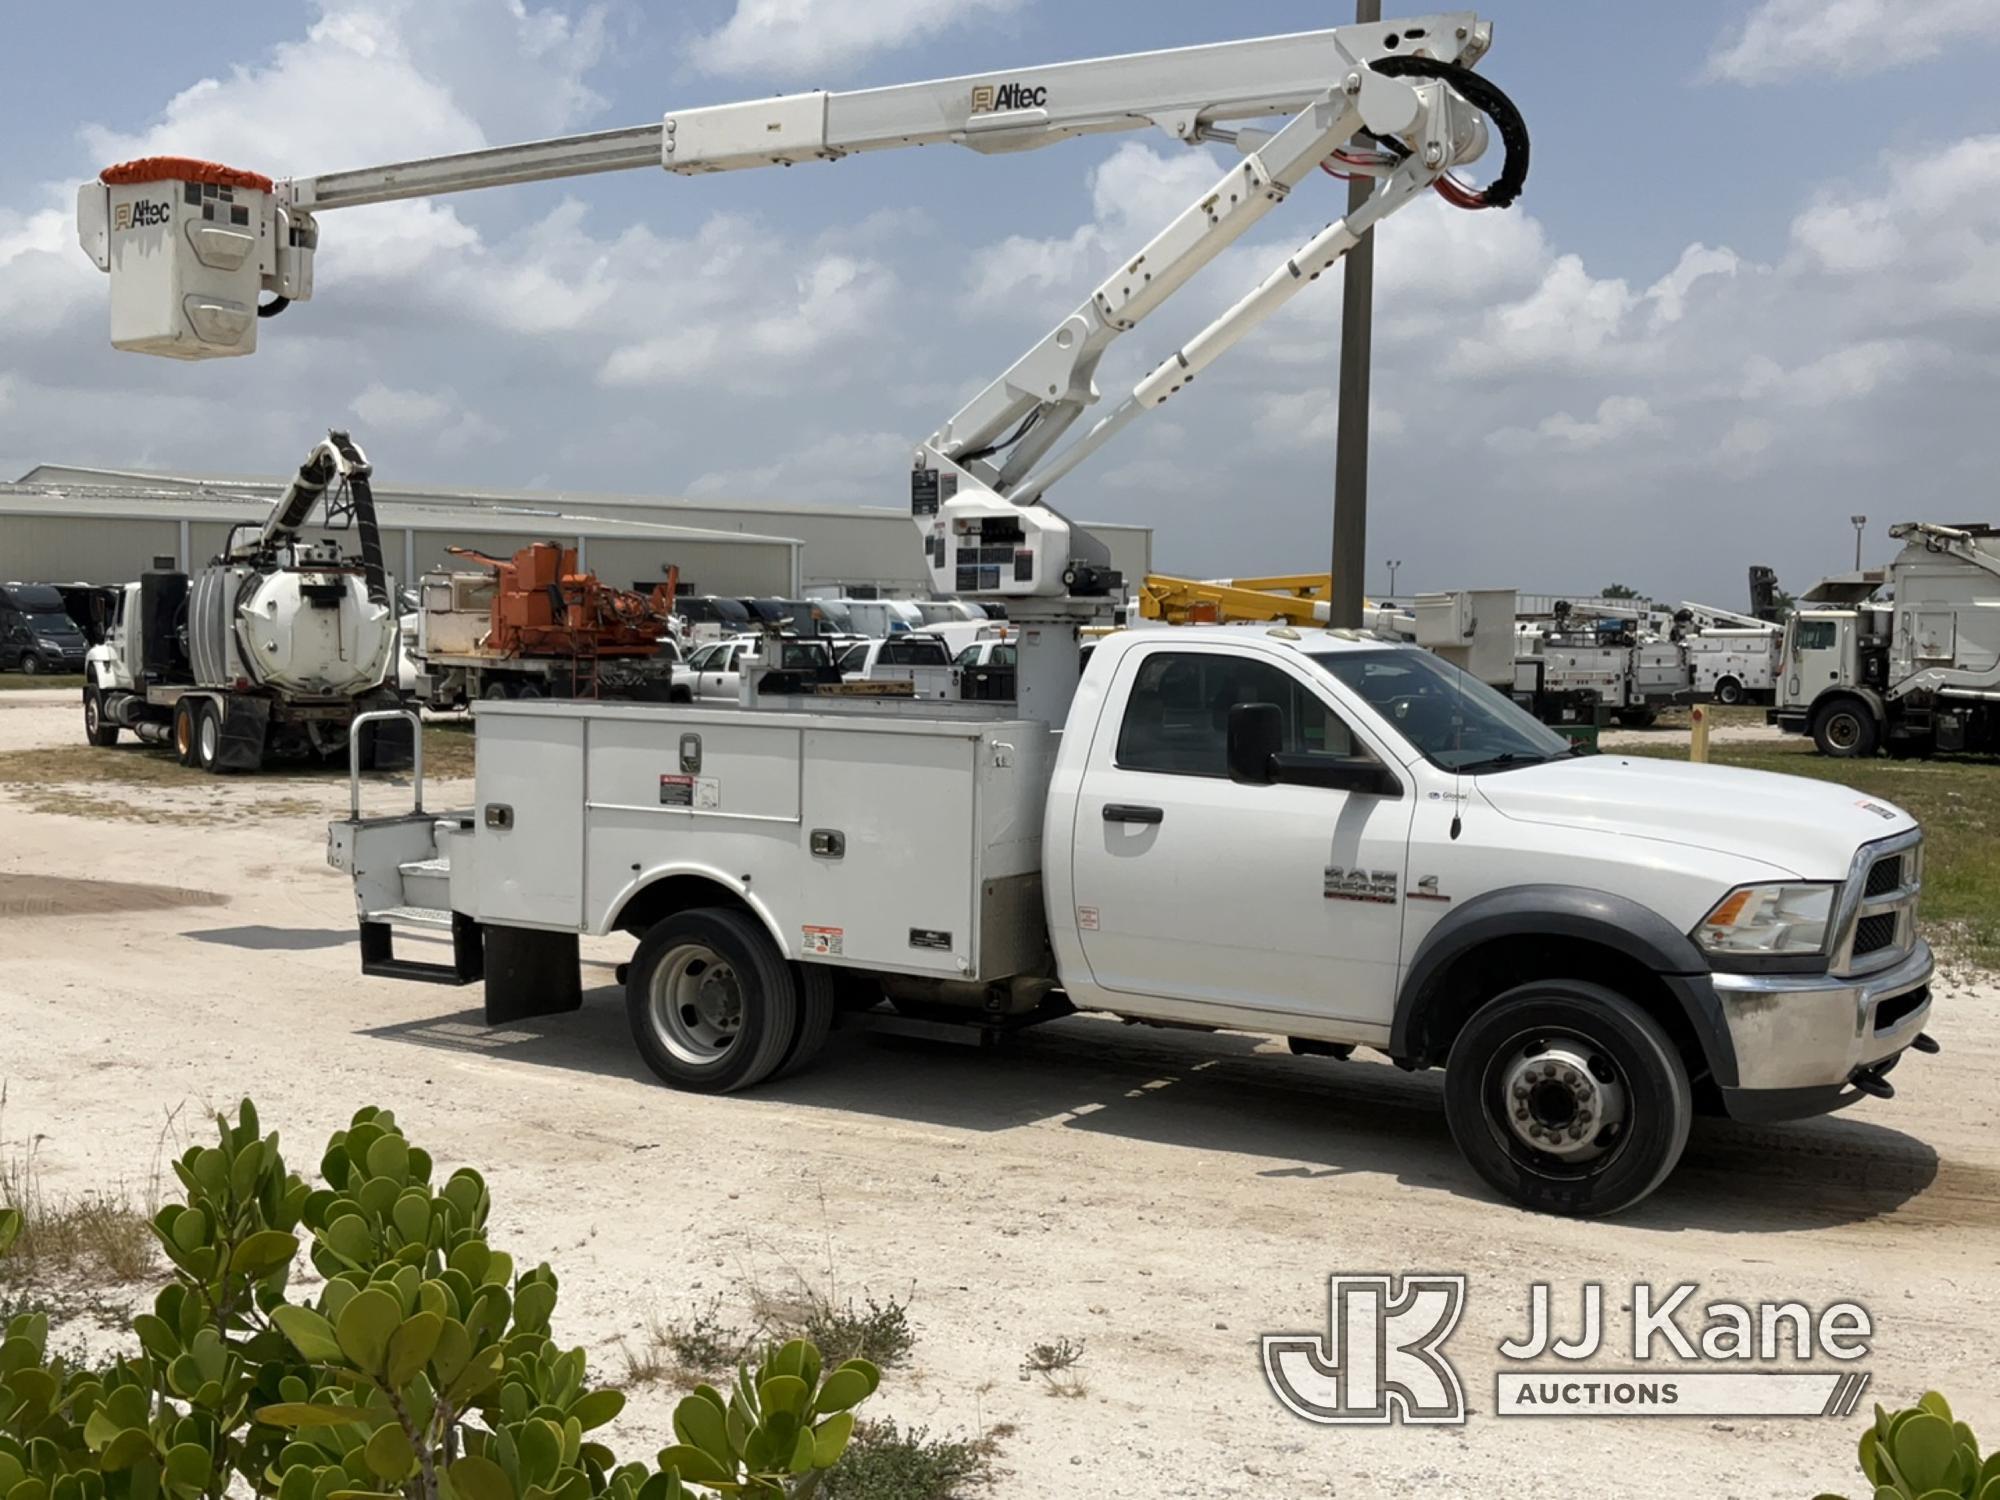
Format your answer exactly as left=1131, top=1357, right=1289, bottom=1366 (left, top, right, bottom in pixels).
left=78, top=15, right=1526, bottom=617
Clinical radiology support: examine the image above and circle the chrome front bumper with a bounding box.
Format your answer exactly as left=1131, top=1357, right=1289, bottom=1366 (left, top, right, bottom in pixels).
left=1711, top=937, right=1934, bottom=1095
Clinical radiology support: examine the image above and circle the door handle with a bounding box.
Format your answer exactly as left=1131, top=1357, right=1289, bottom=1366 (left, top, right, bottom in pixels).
left=1102, top=803, right=1164, bottom=825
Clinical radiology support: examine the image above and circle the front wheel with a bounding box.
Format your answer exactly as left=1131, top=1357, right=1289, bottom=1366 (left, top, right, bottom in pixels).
left=83, top=688, right=119, bottom=747
left=1443, top=981, right=1692, bottom=1217
left=18, top=654, right=41, bottom=677
left=1812, top=700, right=1879, bottom=758
left=625, top=909, right=799, bottom=1093
left=1713, top=676, right=1743, bottom=706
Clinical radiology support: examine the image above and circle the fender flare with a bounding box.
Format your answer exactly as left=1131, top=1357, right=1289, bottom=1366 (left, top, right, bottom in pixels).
left=1391, top=884, right=1736, bottom=1086
left=602, top=863, right=790, bottom=957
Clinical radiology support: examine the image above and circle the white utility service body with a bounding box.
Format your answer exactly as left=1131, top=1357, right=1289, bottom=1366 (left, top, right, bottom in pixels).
left=334, top=626, right=1936, bottom=1216
left=1684, top=629, right=1778, bottom=705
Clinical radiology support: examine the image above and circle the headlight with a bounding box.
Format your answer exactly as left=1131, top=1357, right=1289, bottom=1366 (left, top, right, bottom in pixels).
left=1694, top=883, right=1837, bottom=957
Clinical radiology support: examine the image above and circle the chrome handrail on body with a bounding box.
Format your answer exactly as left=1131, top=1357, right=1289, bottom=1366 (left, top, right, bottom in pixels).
left=348, top=708, right=425, bottom=819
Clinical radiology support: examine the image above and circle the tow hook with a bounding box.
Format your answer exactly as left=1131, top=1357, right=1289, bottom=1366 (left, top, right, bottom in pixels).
left=1911, top=1032, right=1941, bottom=1055
left=1848, top=1064, right=1896, bottom=1100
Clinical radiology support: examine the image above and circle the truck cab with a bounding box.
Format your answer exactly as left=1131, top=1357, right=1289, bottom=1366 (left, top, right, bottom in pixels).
left=1772, top=606, right=1892, bottom=754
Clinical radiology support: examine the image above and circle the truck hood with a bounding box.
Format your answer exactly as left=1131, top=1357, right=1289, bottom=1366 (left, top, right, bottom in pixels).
left=1474, top=755, right=1915, bottom=880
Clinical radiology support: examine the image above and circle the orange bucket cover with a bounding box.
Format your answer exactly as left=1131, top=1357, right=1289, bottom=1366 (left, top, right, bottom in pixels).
left=100, top=156, right=275, bottom=193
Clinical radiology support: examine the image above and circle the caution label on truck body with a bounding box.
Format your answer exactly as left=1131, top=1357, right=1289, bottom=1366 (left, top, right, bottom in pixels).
left=659, top=775, right=721, bottom=809
left=802, top=926, right=844, bottom=957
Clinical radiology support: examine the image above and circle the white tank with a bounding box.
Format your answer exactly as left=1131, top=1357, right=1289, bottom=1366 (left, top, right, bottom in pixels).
left=189, top=563, right=395, bottom=698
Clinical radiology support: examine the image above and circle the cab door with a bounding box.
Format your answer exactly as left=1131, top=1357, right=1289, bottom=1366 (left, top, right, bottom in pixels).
left=1067, top=643, right=1415, bottom=1027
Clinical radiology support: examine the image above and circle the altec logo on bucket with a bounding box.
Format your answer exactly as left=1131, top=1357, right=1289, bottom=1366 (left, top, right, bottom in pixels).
left=1262, top=1276, right=1874, bottom=1425
left=113, top=200, right=172, bottom=232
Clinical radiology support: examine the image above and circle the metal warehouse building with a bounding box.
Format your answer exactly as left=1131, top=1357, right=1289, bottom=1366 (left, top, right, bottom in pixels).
left=3, top=464, right=1154, bottom=600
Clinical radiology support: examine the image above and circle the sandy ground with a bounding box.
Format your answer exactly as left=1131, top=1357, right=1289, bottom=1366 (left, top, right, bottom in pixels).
left=2, top=686, right=1995, bottom=1499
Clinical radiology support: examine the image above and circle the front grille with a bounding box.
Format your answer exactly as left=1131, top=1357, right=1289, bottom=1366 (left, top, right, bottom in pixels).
left=1853, top=913, right=1898, bottom=957
left=1874, top=987, right=1928, bottom=1034
left=1865, top=855, right=1903, bottom=897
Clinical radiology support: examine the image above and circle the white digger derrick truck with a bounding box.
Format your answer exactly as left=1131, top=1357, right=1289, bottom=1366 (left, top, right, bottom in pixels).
left=81, top=431, right=408, bottom=772
left=1774, top=521, right=2000, bottom=758
left=79, top=17, right=1944, bottom=1218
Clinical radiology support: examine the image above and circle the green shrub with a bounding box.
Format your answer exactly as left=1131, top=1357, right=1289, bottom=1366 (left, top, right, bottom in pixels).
left=1818, top=1391, right=2000, bottom=1499
left=0, top=1101, right=880, bottom=1500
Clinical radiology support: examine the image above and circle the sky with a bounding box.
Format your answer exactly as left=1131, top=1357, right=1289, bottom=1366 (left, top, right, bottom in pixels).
left=3, top=0, right=1999, bottom=606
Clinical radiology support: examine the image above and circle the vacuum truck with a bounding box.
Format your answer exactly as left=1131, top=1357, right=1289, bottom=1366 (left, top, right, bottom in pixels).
left=82, top=430, right=406, bottom=771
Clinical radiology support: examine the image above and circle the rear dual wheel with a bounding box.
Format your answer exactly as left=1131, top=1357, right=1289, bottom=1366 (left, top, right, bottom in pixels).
left=625, top=909, right=834, bottom=1093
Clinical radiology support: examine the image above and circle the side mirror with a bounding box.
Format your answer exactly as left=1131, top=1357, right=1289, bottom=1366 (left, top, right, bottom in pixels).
left=1271, top=753, right=1403, bottom=798
left=1227, top=701, right=1283, bottom=785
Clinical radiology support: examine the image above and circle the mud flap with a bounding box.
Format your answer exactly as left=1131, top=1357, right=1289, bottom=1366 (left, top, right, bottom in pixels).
left=482, top=924, right=582, bottom=1025
left=218, top=696, right=271, bottom=770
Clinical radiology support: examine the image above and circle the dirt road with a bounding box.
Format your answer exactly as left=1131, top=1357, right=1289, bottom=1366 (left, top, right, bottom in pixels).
left=2, top=688, right=1994, bottom=1498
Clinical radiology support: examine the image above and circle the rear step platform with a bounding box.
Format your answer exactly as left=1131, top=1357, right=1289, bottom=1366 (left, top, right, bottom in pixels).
left=360, top=910, right=484, bottom=986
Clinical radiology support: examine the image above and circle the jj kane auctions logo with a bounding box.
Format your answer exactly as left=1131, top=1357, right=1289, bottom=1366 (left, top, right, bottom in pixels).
left=1264, top=1276, right=1875, bottom=1424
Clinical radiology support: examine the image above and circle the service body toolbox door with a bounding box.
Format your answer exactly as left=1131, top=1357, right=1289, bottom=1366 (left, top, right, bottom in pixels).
left=1068, top=641, right=1414, bottom=1027
left=474, top=705, right=585, bottom=927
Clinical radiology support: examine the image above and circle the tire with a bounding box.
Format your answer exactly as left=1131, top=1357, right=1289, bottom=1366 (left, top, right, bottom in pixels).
left=19, top=654, right=40, bottom=677
left=515, top=682, right=545, bottom=700
left=83, top=688, right=119, bottom=747
left=194, top=700, right=226, bottom=774
left=1713, top=676, right=1743, bottom=706
left=1443, top=981, right=1693, bottom=1218
left=1812, top=699, right=1878, bottom=759
left=173, top=700, right=199, bottom=767
left=625, top=909, right=799, bottom=1093
left=769, top=963, right=837, bottom=1081
left=1616, top=708, right=1657, bottom=729
left=482, top=679, right=512, bottom=701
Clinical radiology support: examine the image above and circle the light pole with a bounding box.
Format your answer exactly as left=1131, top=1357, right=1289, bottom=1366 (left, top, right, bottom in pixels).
left=1328, top=0, right=1383, bottom=629
left=1386, top=559, right=1402, bottom=598
left=1851, top=515, right=1867, bottom=572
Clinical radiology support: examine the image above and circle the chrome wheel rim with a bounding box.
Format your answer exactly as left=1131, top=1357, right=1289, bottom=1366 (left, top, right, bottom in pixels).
left=85, top=694, right=99, bottom=734
left=648, top=944, right=743, bottom=1064
left=1490, top=1031, right=1629, bottom=1173
left=199, top=713, right=219, bottom=765
left=1826, top=713, right=1861, bottom=750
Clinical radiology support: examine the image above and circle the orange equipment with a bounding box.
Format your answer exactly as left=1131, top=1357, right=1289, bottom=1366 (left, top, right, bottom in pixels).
left=448, top=542, right=678, bottom=660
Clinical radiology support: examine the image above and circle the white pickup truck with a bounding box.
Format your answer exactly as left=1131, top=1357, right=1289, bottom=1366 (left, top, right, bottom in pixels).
left=331, top=625, right=1935, bottom=1217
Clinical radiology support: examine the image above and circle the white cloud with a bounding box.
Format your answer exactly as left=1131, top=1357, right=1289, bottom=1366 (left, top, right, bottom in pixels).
left=966, top=143, right=1224, bottom=313
left=689, top=0, right=1025, bottom=79
left=1448, top=256, right=1637, bottom=377
left=685, top=431, right=913, bottom=503
left=598, top=250, right=898, bottom=388
left=352, top=382, right=455, bottom=431
left=1706, top=0, right=2000, bottom=84
left=1740, top=339, right=1941, bottom=404
left=1487, top=396, right=1666, bottom=455
left=1252, top=389, right=1404, bottom=451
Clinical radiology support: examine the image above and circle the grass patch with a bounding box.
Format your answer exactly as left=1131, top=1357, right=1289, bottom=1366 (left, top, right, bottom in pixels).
left=1622, top=735, right=2000, bottom=970
left=821, top=1421, right=1001, bottom=1500
left=753, top=1286, right=915, bottom=1369
left=620, top=1286, right=916, bottom=1389
left=617, top=1296, right=752, bottom=1386
left=0, top=1115, right=158, bottom=1290
left=0, top=721, right=474, bottom=823
left=0, top=675, right=86, bottom=692
left=1020, top=1336, right=1087, bottom=1398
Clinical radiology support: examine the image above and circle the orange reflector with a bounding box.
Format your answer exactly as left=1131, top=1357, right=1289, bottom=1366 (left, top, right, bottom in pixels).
left=1708, top=890, right=1753, bottom=927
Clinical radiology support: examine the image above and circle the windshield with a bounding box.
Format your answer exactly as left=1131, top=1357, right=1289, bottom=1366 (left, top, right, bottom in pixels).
left=26, top=612, right=82, bottom=638
left=1308, top=648, right=1575, bottom=772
